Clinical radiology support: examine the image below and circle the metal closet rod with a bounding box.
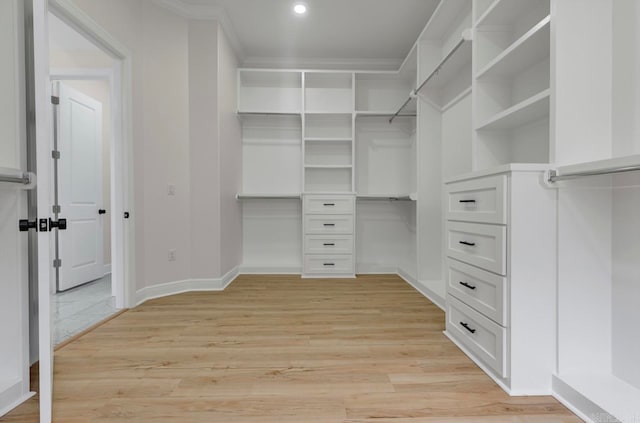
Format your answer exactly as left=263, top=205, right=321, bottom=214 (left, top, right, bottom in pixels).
left=389, top=37, right=468, bottom=124
left=0, top=172, right=31, bottom=185
left=548, top=164, right=640, bottom=182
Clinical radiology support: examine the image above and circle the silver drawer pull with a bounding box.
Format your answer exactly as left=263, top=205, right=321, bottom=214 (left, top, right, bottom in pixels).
left=460, top=322, right=476, bottom=334
left=323, top=243, right=335, bottom=246
left=459, top=281, right=477, bottom=290
left=459, top=241, right=476, bottom=247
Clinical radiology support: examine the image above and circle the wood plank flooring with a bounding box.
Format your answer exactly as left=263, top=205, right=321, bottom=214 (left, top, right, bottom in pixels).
left=3, top=275, right=580, bottom=422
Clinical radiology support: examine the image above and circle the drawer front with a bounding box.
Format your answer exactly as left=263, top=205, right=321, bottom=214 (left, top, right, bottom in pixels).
left=304, top=255, right=354, bottom=274
left=446, top=221, right=506, bottom=275
left=305, top=235, right=353, bottom=254
left=446, top=295, right=507, bottom=378
left=304, top=195, right=354, bottom=215
left=304, top=215, right=354, bottom=234
left=447, top=258, right=507, bottom=326
left=446, top=175, right=507, bottom=224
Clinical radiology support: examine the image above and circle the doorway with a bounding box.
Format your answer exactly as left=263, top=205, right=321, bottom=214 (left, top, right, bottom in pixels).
left=47, top=11, right=121, bottom=345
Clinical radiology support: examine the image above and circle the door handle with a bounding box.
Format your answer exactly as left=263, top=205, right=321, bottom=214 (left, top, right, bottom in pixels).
left=98, top=209, right=107, bottom=215
left=49, top=218, right=67, bottom=231
left=18, top=220, right=37, bottom=232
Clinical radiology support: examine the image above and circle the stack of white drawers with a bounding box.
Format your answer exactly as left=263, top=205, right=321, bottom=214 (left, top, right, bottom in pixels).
left=444, top=175, right=509, bottom=378
left=443, top=169, right=556, bottom=395
left=302, top=194, right=356, bottom=277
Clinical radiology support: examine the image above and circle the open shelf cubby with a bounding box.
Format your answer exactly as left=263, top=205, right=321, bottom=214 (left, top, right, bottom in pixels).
left=304, top=72, right=353, bottom=114
left=238, top=70, right=302, bottom=114
left=304, top=114, right=352, bottom=139
left=475, top=0, right=550, bottom=72
left=304, top=167, right=353, bottom=193
left=241, top=114, right=302, bottom=195
left=355, top=73, right=414, bottom=114
left=304, top=139, right=352, bottom=167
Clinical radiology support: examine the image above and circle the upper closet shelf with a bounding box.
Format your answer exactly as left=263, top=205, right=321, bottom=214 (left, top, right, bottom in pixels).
left=237, top=111, right=301, bottom=118
left=476, top=16, right=550, bottom=79
left=355, top=111, right=417, bottom=119
left=419, top=0, right=471, bottom=42
left=476, top=89, right=550, bottom=131
left=477, top=0, right=541, bottom=27
left=416, top=31, right=472, bottom=94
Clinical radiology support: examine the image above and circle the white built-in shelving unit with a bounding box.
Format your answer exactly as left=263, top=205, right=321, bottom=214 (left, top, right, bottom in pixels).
left=473, top=0, right=551, bottom=169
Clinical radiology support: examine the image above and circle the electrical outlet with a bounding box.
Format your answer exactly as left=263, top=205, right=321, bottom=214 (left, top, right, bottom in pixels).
left=168, top=184, right=176, bottom=196
left=168, top=249, right=177, bottom=261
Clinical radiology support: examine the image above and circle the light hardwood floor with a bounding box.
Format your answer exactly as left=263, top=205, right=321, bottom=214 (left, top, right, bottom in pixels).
left=3, top=275, right=580, bottom=422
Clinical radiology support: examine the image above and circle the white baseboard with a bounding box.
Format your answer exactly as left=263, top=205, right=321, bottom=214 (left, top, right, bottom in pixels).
left=103, top=264, right=112, bottom=276
left=136, top=266, right=240, bottom=306
left=0, top=380, right=35, bottom=418
left=356, top=264, right=399, bottom=274
left=239, top=265, right=302, bottom=274
left=552, top=376, right=608, bottom=423
left=396, top=268, right=446, bottom=311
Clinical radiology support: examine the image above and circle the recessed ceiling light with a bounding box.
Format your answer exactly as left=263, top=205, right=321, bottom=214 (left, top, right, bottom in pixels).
left=293, top=3, right=307, bottom=15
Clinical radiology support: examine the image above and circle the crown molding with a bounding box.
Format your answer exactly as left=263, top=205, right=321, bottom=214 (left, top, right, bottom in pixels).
left=149, top=0, right=245, bottom=60
left=241, top=56, right=403, bottom=72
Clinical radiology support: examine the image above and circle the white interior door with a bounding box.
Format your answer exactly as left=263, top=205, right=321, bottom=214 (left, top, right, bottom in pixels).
left=0, top=0, right=34, bottom=417
left=56, top=82, right=104, bottom=291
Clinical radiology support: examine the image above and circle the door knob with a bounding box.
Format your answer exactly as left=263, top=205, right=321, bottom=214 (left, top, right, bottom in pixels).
left=98, top=209, right=107, bottom=215
left=49, top=218, right=67, bottom=231
left=18, top=220, right=37, bottom=232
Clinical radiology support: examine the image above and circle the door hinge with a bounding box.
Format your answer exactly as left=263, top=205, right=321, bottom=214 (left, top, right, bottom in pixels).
left=52, top=150, right=60, bottom=159
left=51, top=96, right=60, bottom=105
left=52, top=205, right=61, bottom=214
left=53, top=258, right=62, bottom=268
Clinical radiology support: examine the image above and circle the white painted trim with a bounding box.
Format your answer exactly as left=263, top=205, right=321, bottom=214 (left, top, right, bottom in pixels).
left=135, top=267, right=240, bottom=306
left=355, top=264, right=399, bottom=274
left=242, top=56, right=403, bottom=72
left=48, top=0, right=136, bottom=310
left=552, top=376, right=609, bottom=423
left=50, top=67, right=113, bottom=80
left=149, top=0, right=244, bottom=61
left=0, top=387, right=35, bottom=419
left=397, top=269, right=446, bottom=311
left=239, top=266, right=302, bottom=274
left=103, top=264, right=111, bottom=276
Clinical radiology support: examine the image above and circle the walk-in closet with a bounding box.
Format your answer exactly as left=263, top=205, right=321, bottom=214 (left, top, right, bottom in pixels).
left=2, top=0, right=639, bottom=422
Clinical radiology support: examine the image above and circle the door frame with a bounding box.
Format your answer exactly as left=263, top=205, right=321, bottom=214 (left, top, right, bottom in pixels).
left=50, top=69, right=121, bottom=303
left=47, top=0, right=135, bottom=310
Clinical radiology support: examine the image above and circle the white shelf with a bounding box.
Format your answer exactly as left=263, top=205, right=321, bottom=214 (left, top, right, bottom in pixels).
left=554, top=154, right=640, bottom=176
left=237, top=193, right=301, bottom=200
left=304, top=137, right=352, bottom=142
left=237, top=111, right=301, bottom=117
left=418, top=38, right=473, bottom=92
left=555, top=373, right=640, bottom=422
left=419, top=0, right=470, bottom=41
left=476, top=0, right=543, bottom=27
left=476, top=89, right=550, bottom=131
left=477, top=16, right=550, bottom=79
left=304, top=165, right=353, bottom=169
left=304, top=111, right=352, bottom=115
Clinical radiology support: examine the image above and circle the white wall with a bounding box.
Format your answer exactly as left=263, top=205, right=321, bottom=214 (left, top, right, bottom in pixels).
left=218, top=26, right=243, bottom=275
left=188, top=21, right=221, bottom=279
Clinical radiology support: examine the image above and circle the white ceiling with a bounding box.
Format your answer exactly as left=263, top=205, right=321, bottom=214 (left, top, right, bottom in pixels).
left=170, top=0, right=440, bottom=69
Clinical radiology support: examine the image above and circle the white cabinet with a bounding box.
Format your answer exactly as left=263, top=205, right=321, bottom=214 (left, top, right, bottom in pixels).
left=303, top=194, right=355, bottom=277
left=444, top=168, right=556, bottom=395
